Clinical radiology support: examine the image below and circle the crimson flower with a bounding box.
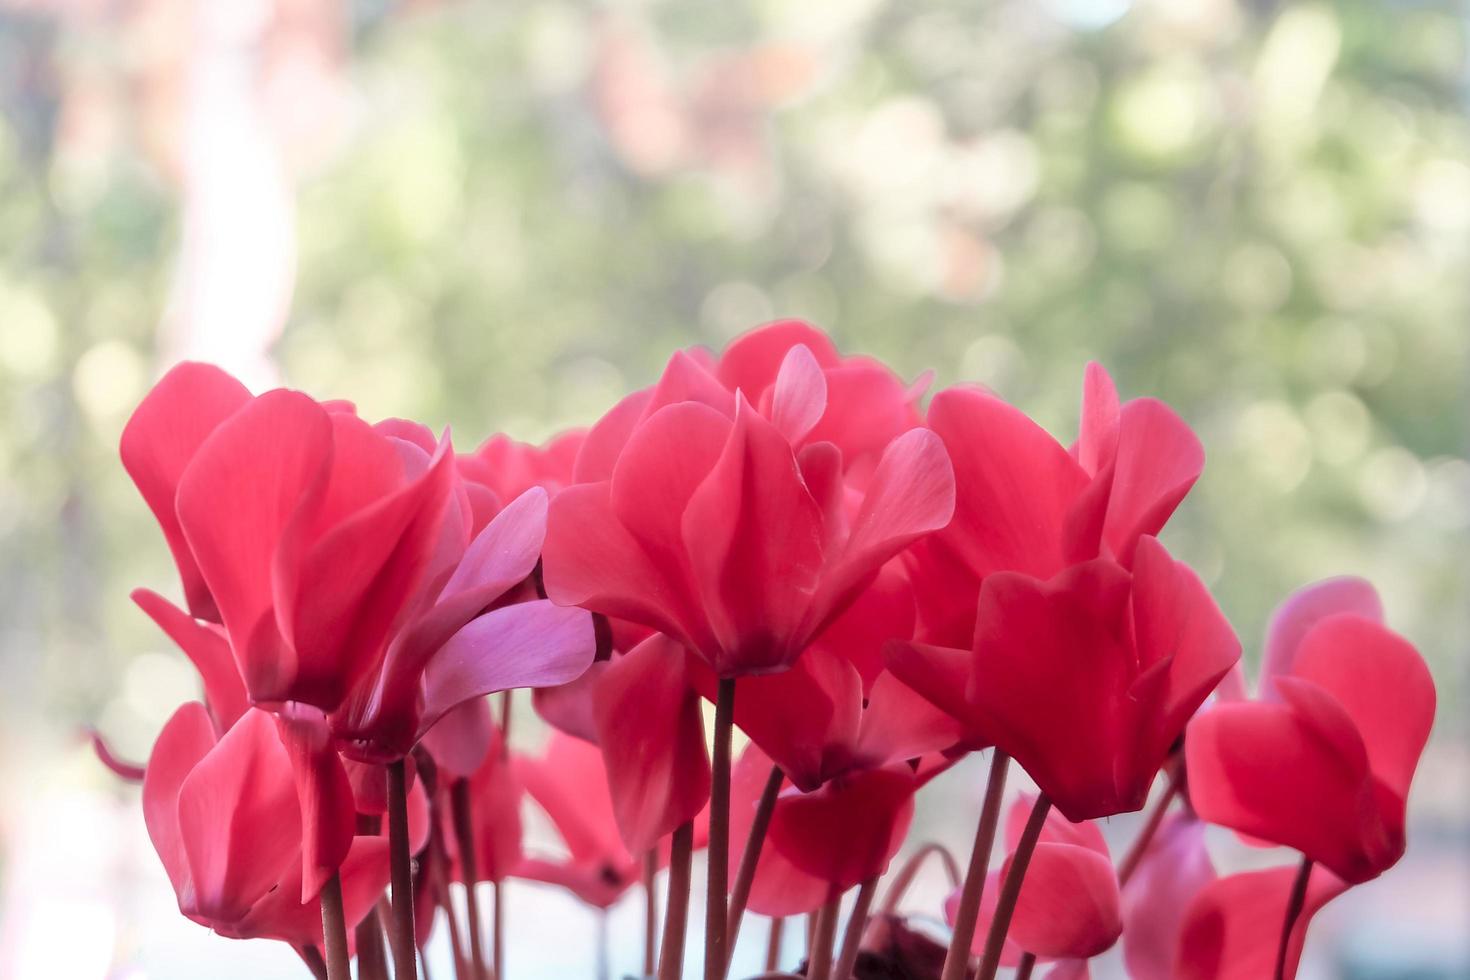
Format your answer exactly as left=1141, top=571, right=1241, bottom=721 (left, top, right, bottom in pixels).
left=142, top=705, right=394, bottom=942
left=892, top=536, right=1240, bottom=821
left=906, top=362, right=1203, bottom=649
left=945, top=793, right=1122, bottom=969
left=543, top=338, right=954, bottom=677
left=1185, top=578, right=1435, bottom=884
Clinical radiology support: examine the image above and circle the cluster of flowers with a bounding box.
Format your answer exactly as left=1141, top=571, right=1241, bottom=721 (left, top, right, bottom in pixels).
left=102, top=322, right=1436, bottom=980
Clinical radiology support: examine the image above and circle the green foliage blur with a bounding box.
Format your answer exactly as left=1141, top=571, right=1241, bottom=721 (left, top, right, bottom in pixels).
left=0, top=0, right=1465, bottom=771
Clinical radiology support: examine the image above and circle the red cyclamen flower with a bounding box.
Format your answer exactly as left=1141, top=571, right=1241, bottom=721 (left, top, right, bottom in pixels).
left=1185, top=578, right=1435, bottom=883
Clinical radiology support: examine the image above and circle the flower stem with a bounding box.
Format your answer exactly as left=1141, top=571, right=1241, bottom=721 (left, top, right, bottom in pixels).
left=765, top=917, right=784, bottom=972
left=1116, top=770, right=1180, bottom=886
left=493, top=879, right=505, bottom=980
left=833, top=876, right=878, bottom=980
left=975, top=792, right=1051, bottom=980
left=940, top=750, right=1010, bottom=980
left=644, top=849, right=660, bottom=976
left=427, top=810, right=470, bottom=979
left=296, top=944, right=328, bottom=980
left=318, top=872, right=351, bottom=980
left=356, top=902, right=391, bottom=980
left=705, top=678, right=736, bottom=980
left=1015, top=952, right=1036, bottom=980
left=1274, top=858, right=1314, bottom=980
left=806, top=891, right=842, bottom=980
left=726, top=763, right=784, bottom=964
left=878, top=842, right=962, bottom=917
left=388, top=758, right=420, bottom=980
left=450, top=777, right=490, bottom=980
left=658, top=821, right=695, bottom=980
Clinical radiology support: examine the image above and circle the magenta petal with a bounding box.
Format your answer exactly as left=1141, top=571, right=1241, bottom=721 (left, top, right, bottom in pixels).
left=1122, top=814, right=1216, bottom=980
left=121, top=362, right=252, bottom=621
left=420, top=599, right=596, bottom=736
left=1175, top=865, right=1348, bottom=980
left=420, top=697, right=495, bottom=779
left=1008, top=842, right=1122, bottom=959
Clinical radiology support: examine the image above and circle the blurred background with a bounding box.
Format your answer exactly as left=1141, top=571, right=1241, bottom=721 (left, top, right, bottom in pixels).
left=0, top=0, right=1465, bottom=976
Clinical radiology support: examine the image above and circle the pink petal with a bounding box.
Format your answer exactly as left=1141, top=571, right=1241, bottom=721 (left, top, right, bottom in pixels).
left=1075, top=361, right=1119, bottom=477
left=767, top=343, right=828, bottom=445
left=573, top=388, right=652, bottom=483
left=811, top=561, right=916, bottom=689
left=132, top=588, right=249, bottom=731
left=176, top=389, right=333, bottom=702
left=766, top=765, right=916, bottom=889
left=1175, top=865, right=1348, bottom=980
left=121, top=362, right=252, bottom=621
left=1291, top=614, right=1435, bottom=821
left=809, top=428, right=955, bottom=638
left=1260, top=578, right=1384, bottom=695
left=593, top=635, right=711, bottom=852
left=1007, top=842, right=1122, bottom=959
left=176, top=709, right=301, bottom=922
left=681, top=395, right=825, bottom=675
left=274, top=705, right=356, bottom=901
left=419, top=697, right=495, bottom=779
left=532, top=660, right=609, bottom=744
left=1100, top=398, right=1203, bottom=565
left=927, top=387, right=1089, bottom=580
left=420, top=599, right=596, bottom=737
left=1122, top=814, right=1216, bottom=980
left=806, top=362, right=925, bottom=471
left=143, top=702, right=217, bottom=903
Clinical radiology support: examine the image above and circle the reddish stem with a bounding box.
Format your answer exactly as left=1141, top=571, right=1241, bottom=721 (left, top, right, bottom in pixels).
left=765, top=917, right=784, bottom=973
left=1274, top=858, right=1314, bottom=980
left=451, top=777, right=490, bottom=980
left=833, top=876, right=878, bottom=980
left=806, top=891, right=842, bottom=980
left=296, top=944, right=328, bottom=980
left=975, top=793, right=1051, bottom=980
left=658, top=821, right=695, bottom=980
left=1015, top=953, right=1036, bottom=980
left=644, top=849, right=660, bottom=976
left=1116, top=771, right=1180, bottom=886
left=877, top=842, right=962, bottom=917
left=726, top=763, right=784, bottom=964
left=427, top=811, right=470, bottom=979
left=492, top=879, right=505, bottom=980
left=357, top=903, right=391, bottom=980
left=388, top=759, right=420, bottom=980
left=940, top=750, right=1010, bottom=980
left=705, top=678, right=736, bottom=980
left=318, top=872, right=351, bottom=980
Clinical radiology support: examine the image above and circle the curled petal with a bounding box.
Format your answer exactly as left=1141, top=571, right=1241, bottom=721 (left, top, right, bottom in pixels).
left=1260, top=577, right=1383, bottom=694
left=132, top=588, right=248, bottom=731
left=1100, top=398, right=1203, bottom=566
left=1122, top=814, right=1216, bottom=980
left=1175, top=865, right=1347, bottom=980
left=767, top=343, right=828, bottom=445
left=1007, top=842, right=1122, bottom=959
left=143, top=702, right=217, bottom=901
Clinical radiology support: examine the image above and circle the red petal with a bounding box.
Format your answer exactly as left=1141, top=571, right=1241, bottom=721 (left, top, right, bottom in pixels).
left=809, top=428, right=954, bottom=638
left=851, top=670, right=966, bottom=771
left=882, top=639, right=986, bottom=745
left=277, top=430, right=458, bottom=709
left=766, top=765, right=916, bottom=889
left=927, top=387, right=1088, bottom=580
left=1099, top=399, right=1203, bottom=565
left=681, top=395, right=825, bottom=675
left=593, top=635, right=711, bottom=852
left=1175, top=865, right=1348, bottom=980
left=132, top=588, right=249, bottom=731
left=176, top=709, right=301, bottom=922
left=274, top=705, right=356, bottom=901
left=1185, top=695, right=1388, bottom=882
left=1128, top=536, right=1241, bottom=764
left=121, top=362, right=252, bottom=621
left=420, top=599, right=596, bottom=738
left=1007, top=842, right=1122, bottom=959
left=542, top=481, right=704, bottom=651
left=767, top=343, right=828, bottom=445
left=715, top=319, right=841, bottom=397
left=176, top=389, right=332, bottom=702
left=1122, top=814, right=1216, bottom=980
left=730, top=743, right=831, bottom=917
left=1291, top=614, right=1435, bottom=821
left=1260, top=578, right=1383, bottom=694
left=811, top=562, right=915, bottom=689
left=969, top=561, right=1140, bottom=820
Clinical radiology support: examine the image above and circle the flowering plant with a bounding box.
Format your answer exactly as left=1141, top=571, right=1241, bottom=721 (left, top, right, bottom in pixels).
left=100, top=321, right=1435, bottom=980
